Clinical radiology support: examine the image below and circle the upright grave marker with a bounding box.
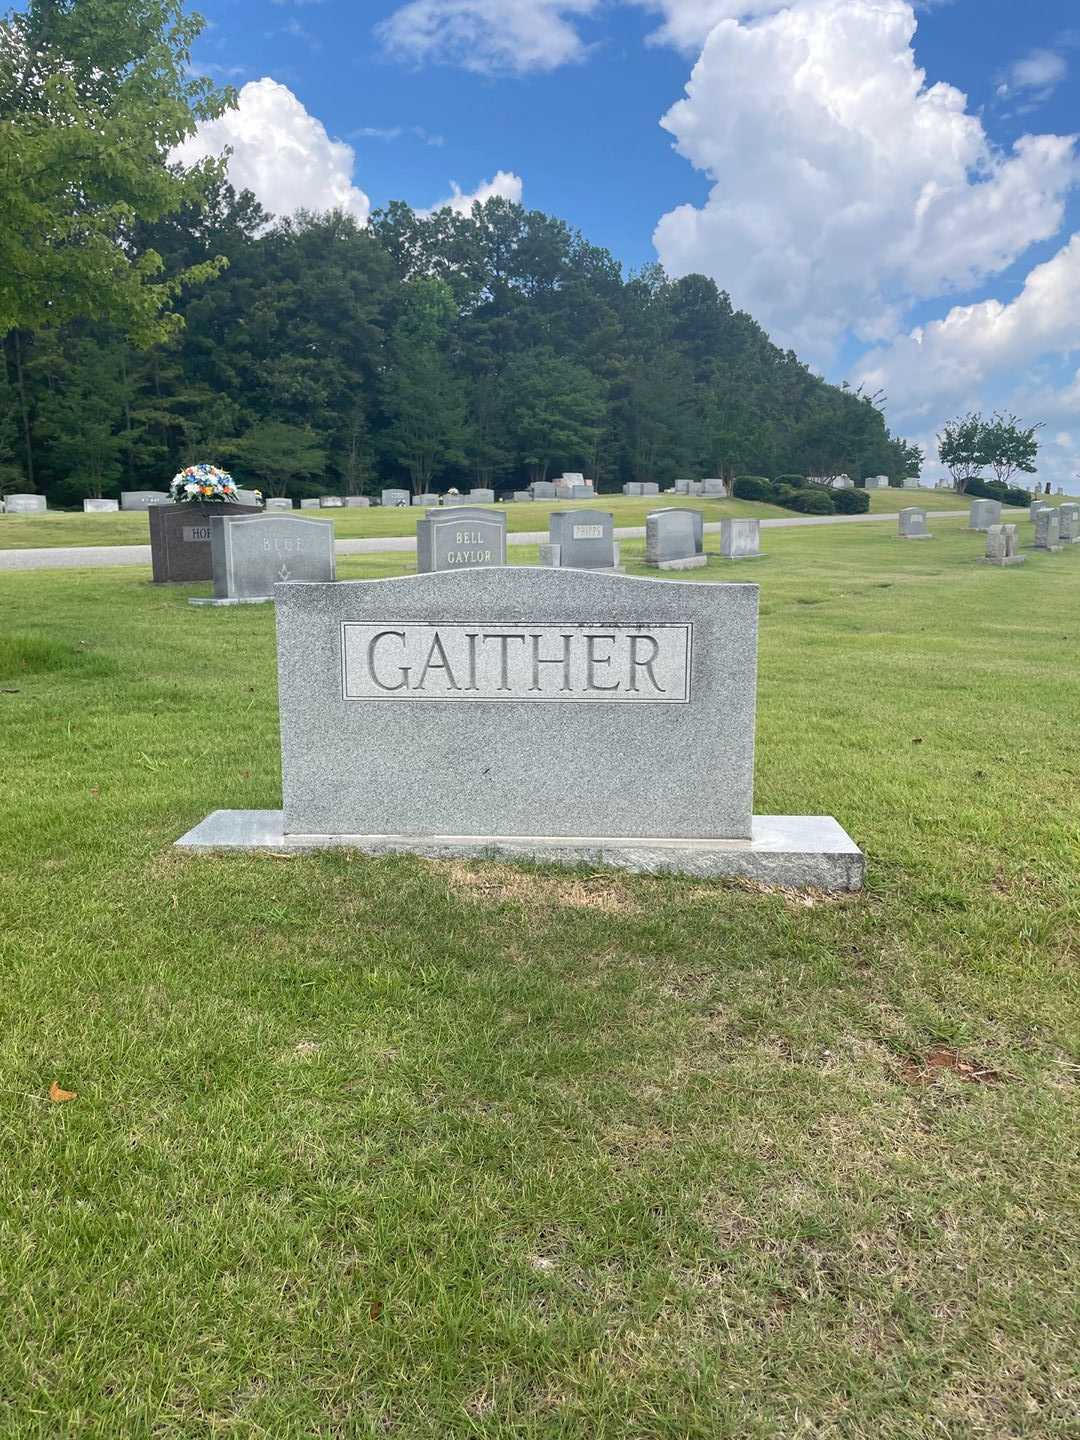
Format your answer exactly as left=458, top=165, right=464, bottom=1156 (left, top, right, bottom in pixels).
left=345, top=497, right=371, bottom=508
left=982, top=524, right=1024, bottom=566
left=190, top=515, right=336, bottom=605
left=121, top=491, right=171, bottom=511
left=4, top=494, right=47, bottom=513
left=177, top=569, right=864, bottom=889
left=1056, top=503, right=1079, bottom=543
left=411, top=494, right=438, bottom=507
left=319, top=496, right=345, bottom=509
left=416, top=507, right=507, bottom=573
left=83, top=498, right=119, bottom=512
left=645, top=509, right=707, bottom=570
left=148, top=502, right=263, bottom=583
left=265, top=497, right=294, bottom=511
left=898, top=507, right=932, bottom=540
left=469, top=488, right=496, bottom=505
left=719, top=518, right=760, bottom=559
left=701, top=478, right=726, bottom=497
left=1034, top=508, right=1062, bottom=551
left=969, top=498, right=1001, bottom=530
left=381, top=489, right=410, bottom=508
left=542, top=510, right=618, bottom=570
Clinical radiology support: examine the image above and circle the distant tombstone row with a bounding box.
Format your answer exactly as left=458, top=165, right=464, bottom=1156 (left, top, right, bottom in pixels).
left=265, top=497, right=294, bottom=511
left=121, top=491, right=171, bottom=511
left=983, top=525, right=1024, bottom=567
left=412, top=493, right=437, bottom=507
left=623, top=482, right=660, bottom=497
left=898, top=507, right=932, bottom=540
left=969, top=498, right=1001, bottom=531
left=83, top=498, right=119, bottom=513
left=645, top=509, right=705, bottom=570
left=864, top=476, right=889, bottom=490
left=540, top=509, right=618, bottom=571
left=416, top=507, right=507, bottom=574
left=190, top=514, right=336, bottom=606
left=512, top=490, right=533, bottom=502
left=5, top=493, right=47, bottom=514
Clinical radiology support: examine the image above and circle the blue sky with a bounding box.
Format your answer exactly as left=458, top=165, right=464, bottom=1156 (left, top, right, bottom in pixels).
left=183, top=1, right=1080, bottom=489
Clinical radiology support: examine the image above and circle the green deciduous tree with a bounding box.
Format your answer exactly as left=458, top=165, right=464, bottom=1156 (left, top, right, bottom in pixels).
left=980, top=412, right=1042, bottom=487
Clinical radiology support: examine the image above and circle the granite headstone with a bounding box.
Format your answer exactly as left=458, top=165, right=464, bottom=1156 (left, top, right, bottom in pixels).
left=898, top=507, right=932, bottom=540
left=190, top=514, right=336, bottom=605
left=83, top=498, right=119, bottom=512
left=983, top=524, right=1024, bottom=566
left=416, top=507, right=508, bottom=573
left=719, top=518, right=760, bottom=559
left=969, top=498, right=1001, bottom=530
left=148, top=502, right=262, bottom=583
left=545, top=509, right=617, bottom=570
left=645, top=509, right=706, bottom=570
left=1034, top=507, right=1062, bottom=551
left=381, top=489, right=410, bottom=508
left=121, top=491, right=171, bottom=511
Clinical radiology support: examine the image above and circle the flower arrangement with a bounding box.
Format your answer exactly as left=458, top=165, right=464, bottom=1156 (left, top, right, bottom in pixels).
left=170, top=463, right=240, bottom=505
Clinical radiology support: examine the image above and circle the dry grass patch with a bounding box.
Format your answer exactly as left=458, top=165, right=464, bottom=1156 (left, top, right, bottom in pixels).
left=438, top=860, right=644, bottom=915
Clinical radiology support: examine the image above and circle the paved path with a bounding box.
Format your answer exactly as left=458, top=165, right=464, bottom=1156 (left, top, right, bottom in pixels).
left=0, top=509, right=971, bottom=572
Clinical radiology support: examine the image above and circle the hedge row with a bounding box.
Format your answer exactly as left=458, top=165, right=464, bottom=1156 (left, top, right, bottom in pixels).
left=730, top=476, right=870, bottom=515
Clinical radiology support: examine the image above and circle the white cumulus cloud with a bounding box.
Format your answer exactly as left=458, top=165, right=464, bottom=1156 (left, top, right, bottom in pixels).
left=421, top=170, right=524, bottom=216
left=651, top=0, right=1078, bottom=364
left=172, top=77, right=370, bottom=222
left=633, top=0, right=788, bottom=52
left=853, top=233, right=1080, bottom=422
left=376, top=0, right=601, bottom=74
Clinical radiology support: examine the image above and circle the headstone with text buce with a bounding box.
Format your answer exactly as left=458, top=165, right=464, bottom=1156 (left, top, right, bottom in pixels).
left=176, top=568, right=864, bottom=889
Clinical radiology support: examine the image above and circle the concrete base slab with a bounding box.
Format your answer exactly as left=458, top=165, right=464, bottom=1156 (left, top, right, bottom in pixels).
left=979, top=556, right=1026, bottom=567
left=899, top=534, right=934, bottom=540
left=646, top=554, right=709, bottom=571
left=188, top=596, right=273, bottom=606
left=174, top=811, right=865, bottom=891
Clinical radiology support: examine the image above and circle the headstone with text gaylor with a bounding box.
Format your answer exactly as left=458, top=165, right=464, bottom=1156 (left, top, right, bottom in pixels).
left=719, top=518, right=760, bottom=559
left=542, top=509, right=618, bottom=570
left=265, top=497, right=294, bottom=511
left=83, top=498, right=119, bottom=512
left=121, top=490, right=171, bottom=511
left=381, top=488, right=410, bottom=508
left=4, top=494, right=47, bottom=513
left=176, top=569, right=864, bottom=889
left=416, top=507, right=507, bottom=574
left=982, top=524, right=1024, bottom=567
left=1056, top=503, right=1079, bottom=542
left=148, top=501, right=263, bottom=583
left=969, top=498, right=1001, bottom=530
left=189, top=514, right=336, bottom=606
left=898, top=507, right=932, bottom=540
left=645, top=509, right=707, bottom=570
left=1033, top=507, right=1062, bottom=551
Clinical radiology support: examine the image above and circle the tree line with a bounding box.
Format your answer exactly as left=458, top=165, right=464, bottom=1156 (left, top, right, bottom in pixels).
left=1, top=1, right=922, bottom=503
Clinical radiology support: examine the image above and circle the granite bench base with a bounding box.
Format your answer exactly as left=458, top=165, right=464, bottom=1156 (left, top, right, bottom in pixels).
left=645, top=554, right=709, bottom=571
left=175, top=810, right=865, bottom=891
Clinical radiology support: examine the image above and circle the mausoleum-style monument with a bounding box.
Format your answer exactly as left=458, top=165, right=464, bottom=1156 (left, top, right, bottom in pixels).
left=177, top=569, right=865, bottom=889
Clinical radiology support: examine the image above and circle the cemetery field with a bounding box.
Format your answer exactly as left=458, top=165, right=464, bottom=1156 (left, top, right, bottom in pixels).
left=0, top=488, right=973, bottom=551
left=1, top=520, right=1078, bottom=1437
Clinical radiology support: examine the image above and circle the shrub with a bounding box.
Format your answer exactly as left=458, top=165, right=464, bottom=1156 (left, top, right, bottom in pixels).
left=774, top=473, right=806, bottom=488
left=832, top=488, right=870, bottom=514
left=1005, top=486, right=1031, bottom=507
left=786, top=488, right=835, bottom=515
left=964, top=475, right=1008, bottom=502
left=732, top=476, right=774, bottom=502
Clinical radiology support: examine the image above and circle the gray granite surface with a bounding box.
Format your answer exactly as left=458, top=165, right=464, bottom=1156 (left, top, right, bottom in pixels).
left=416, top=507, right=508, bottom=573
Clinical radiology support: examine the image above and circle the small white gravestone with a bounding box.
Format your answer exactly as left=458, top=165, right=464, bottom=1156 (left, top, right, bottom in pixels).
left=265, top=497, right=294, bottom=511
left=898, top=507, right=932, bottom=540
left=177, top=568, right=865, bottom=890
left=5, top=493, right=47, bottom=513
left=83, top=498, right=119, bottom=512
left=719, top=518, right=760, bottom=559
left=968, top=498, right=1001, bottom=530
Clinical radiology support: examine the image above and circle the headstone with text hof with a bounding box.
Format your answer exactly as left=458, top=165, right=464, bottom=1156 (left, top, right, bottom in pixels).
left=381, top=488, right=410, bottom=508
left=177, top=569, right=864, bottom=888
left=1033, top=507, right=1062, bottom=551
left=189, top=514, right=335, bottom=605
left=542, top=509, right=618, bottom=570
left=4, top=494, right=47, bottom=513
left=1056, top=503, right=1079, bottom=542
left=898, top=507, right=932, bottom=540
left=121, top=490, right=171, bottom=511
left=969, top=498, right=1001, bottom=530
left=982, top=524, right=1024, bottom=566
left=148, top=502, right=263, bottom=583
left=83, top=498, right=119, bottom=512
left=645, top=509, right=707, bottom=570
left=416, top=507, right=508, bottom=573
left=265, top=497, right=294, bottom=511
left=719, top=518, right=760, bottom=560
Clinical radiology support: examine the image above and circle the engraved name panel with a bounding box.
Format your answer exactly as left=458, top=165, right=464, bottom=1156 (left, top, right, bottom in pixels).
left=342, top=622, right=692, bottom=703
left=573, top=524, right=604, bottom=539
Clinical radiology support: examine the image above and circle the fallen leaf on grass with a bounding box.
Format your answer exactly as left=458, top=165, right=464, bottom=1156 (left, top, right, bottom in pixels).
left=898, top=1047, right=1004, bottom=1086
left=369, top=1300, right=383, bottom=1321
left=48, top=1082, right=78, bottom=1103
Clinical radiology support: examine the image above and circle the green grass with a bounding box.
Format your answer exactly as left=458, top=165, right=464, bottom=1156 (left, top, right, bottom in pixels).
left=1, top=517, right=1078, bottom=1437
left=0, top=488, right=974, bottom=551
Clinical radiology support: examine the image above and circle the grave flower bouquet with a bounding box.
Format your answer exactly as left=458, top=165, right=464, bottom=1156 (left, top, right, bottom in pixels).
left=170, top=463, right=240, bottom=504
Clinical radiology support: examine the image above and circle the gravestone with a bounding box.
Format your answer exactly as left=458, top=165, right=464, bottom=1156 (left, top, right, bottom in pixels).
left=300, top=499, right=320, bottom=511
left=969, top=498, right=1001, bottom=530
left=1030, top=500, right=1048, bottom=522
left=440, top=493, right=470, bottom=507
left=469, top=488, right=496, bottom=505
left=1033, top=507, right=1062, bottom=551
left=381, top=489, right=410, bottom=508
left=190, top=514, right=336, bottom=605
left=121, top=491, right=171, bottom=511
left=234, top=489, right=263, bottom=507
left=265, top=497, right=294, bottom=511
left=177, top=569, right=865, bottom=889
left=719, top=518, right=761, bottom=559
left=4, top=494, right=47, bottom=514
left=319, top=496, right=345, bottom=509
left=568, top=484, right=594, bottom=500
left=898, top=507, right=932, bottom=540
left=512, top=491, right=533, bottom=502
left=831, top=475, right=855, bottom=490
left=623, top=483, right=644, bottom=496
left=864, top=476, right=888, bottom=490
left=345, top=497, right=371, bottom=508
left=531, top=481, right=557, bottom=500
left=674, top=479, right=691, bottom=495
left=148, top=502, right=263, bottom=583
left=645, top=509, right=707, bottom=570
left=689, top=481, right=704, bottom=497
left=416, top=507, right=508, bottom=573
left=412, top=494, right=438, bottom=507
left=640, top=482, right=660, bottom=496
left=544, top=509, right=617, bottom=570
left=982, top=524, right=1024, bottom=567
left=1057, top=503, right=1079, bottom=542
left=701, top=478, right=726, bottom=497
left=83, top=498, right=119, bottom=512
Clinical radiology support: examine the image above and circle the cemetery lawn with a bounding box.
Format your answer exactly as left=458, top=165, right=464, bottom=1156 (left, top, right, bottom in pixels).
left=1, top=517, right=1078, bottom=1438
left=0, top=488, right=973, bottom=551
